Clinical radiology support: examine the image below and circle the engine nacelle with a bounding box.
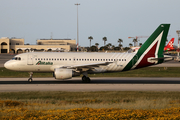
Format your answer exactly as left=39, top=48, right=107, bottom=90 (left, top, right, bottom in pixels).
left=54, top=68, right=73, bottom=79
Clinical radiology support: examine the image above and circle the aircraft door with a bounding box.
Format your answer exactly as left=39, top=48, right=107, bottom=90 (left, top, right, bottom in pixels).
left=27, top=54, right=33, bottom=65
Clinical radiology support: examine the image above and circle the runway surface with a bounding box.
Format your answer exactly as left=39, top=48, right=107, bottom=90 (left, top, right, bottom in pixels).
left=0, top=77, right=180, bottom=92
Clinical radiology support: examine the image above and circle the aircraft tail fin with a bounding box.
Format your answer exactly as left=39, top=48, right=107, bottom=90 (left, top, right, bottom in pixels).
left=123, top=24, right=170, bottom=71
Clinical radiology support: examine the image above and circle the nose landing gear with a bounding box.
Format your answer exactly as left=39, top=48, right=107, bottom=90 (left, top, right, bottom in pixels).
left=28, top=72, right=33, bottom=83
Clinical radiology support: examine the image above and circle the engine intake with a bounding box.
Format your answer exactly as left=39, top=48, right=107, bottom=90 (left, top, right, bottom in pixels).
left=54, top=68, right=73, bottom=79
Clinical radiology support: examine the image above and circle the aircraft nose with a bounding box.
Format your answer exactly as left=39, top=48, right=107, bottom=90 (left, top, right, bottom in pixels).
left=4, top=61, right=13, bottom=70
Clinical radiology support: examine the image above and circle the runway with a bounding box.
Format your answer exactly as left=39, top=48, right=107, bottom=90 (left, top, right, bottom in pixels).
left=0, top=77, right=180, bottom=92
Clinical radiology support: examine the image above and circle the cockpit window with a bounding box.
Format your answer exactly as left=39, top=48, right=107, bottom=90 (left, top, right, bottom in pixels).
left=12, top=57, right=21, bottom=60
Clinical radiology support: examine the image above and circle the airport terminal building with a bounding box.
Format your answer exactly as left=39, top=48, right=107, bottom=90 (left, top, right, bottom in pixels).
left=0, top=37, right=76, bottom=54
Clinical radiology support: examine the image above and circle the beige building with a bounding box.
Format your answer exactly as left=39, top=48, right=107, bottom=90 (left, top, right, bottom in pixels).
left=0, top=37, right=76, bottom=54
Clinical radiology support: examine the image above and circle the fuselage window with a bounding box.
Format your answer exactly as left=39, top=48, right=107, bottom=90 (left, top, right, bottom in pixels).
left=79, top=59, right=81, bottom=61
left=90, top=59, right=92, bottom=61
left=119, top=59, right=121, bottom=61
left=111, top=59, right=113, bottom=61
left=54, top=59, right=56, bottom=61
left=82, top=59, right=84, bottom=61
left=101, top=59, right=102, bottom=61
left=52, top=59, right=53, bottom=60
left=69, top=59, right=71, bottom=61
left=95, top=59, right=97, bottom=61
left=35, top=58, right=37, bottom=60
left=125, top=59, right=126, bottom=61
left=57, top=59, right=59, bottom=60
left=44, top=58, right=45, bottom=60
left=85, top=59, right=86, bottom=61
left=98, top=59, right=100, bottom=61
left=65, top=59, right=67, bottom=61
left=106, top=59, right=108, bottom=61
left=93, top=59, right=94, bottom=61
left=74, top=59, right=75, bottom=61
left=46, top=58, right=48, bottom=61
left=41, top=58, right=43, bottom=60
left=122, top=59, right=123, bottom=61
left=63, top=59, right=64, bottom=61
left=77, top=59, right=78, bottom=61
left=87, top=59, right=89, bottom=61
left=109, top=59, right=110, bottom=61
left=38, top=58, right=40, bottom=60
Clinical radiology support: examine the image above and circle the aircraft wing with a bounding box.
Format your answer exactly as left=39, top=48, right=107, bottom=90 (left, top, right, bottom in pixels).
left=61, top=62, right=113, bottom=71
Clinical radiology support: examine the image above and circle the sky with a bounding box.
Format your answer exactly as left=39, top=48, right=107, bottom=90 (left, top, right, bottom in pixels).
left=0, top=0, right=180, bottom=48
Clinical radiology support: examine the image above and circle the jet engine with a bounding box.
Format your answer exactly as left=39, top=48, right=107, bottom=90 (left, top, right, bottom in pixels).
left=54, top=68, right=79, bottom=79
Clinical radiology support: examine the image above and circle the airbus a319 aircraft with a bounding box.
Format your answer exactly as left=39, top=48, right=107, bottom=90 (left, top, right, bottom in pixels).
left=4, top=24, right=172, bottom=83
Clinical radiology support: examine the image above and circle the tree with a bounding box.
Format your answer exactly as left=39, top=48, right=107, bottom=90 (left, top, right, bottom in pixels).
left=95, top=43, right=99, bottom=48
left=133, top=39, right=138, bottom=47
left=106, top=43, right=112, bottom=49
left=118, top=39, right=123, bottom=50
left=129, top=43, right=133, bottom=47
left=88, top=36, right=93, bottom=47
left=119, top=44, right=123, bottom=51
left=102, top=37, right=107, bottom=46
left=139, top=43, right=142, bottom=46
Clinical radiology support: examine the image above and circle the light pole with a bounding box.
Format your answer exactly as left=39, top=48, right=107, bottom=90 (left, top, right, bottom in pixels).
left=176, top=30, right=180, bottom=60
left=75, top=3, right=80, bottom=52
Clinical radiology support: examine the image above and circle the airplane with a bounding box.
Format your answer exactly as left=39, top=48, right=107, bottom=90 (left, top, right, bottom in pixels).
left=164, top=38, right=175, bottom=51
left=4, top=24, right=172, bottom=83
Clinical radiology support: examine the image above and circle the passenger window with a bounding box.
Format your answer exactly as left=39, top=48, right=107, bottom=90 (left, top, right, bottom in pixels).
left=69, top=59, right=71, bottom=61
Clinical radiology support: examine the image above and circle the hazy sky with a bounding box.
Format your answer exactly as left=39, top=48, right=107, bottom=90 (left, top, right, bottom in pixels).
left=0, top=0, right=180, bottom=47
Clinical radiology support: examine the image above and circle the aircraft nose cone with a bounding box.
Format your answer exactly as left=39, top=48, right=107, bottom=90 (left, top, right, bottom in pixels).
left=4, top=61, right=12, bottom=70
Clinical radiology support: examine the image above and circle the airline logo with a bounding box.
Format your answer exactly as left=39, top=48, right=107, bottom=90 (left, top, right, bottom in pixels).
left=36, top=61, right=53, bottom=65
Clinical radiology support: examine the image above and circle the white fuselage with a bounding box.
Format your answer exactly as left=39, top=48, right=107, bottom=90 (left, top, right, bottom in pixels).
left=4, top=52, right=136, bottom=73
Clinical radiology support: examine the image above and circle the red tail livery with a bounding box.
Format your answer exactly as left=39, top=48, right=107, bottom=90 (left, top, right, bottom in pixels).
left=164, top=38, right=175, bottom=51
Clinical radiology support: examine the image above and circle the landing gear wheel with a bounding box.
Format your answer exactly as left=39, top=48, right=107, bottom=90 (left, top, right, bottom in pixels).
left=28, top=72, right=33, bottom=83
left=28, top=78, right=33, bottom=83
left=82, top=76, right=86, bottom=82
left=86, top=77, right=90, bottom=83
left=82, top=76, right=91, bottom=83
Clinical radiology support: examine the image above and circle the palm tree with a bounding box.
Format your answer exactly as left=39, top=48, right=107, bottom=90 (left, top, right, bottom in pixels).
left=118, top=39, right=123, bottom=45
left=118, top=39, right=123, bottom=50
left=129, top=43, right=133, bottom=47
left=102, top=37, right=107, bottom=46
left=95, top=43, right=99, bottom=48
left=88, top=36, right=93, bottom=47
left=133, top=39, right=138, bottom=47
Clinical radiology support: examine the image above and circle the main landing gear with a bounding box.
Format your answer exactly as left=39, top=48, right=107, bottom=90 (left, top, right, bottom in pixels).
left=82, top=75, right=91, bottom=83
left=28, top=72, right=33, bottom=83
